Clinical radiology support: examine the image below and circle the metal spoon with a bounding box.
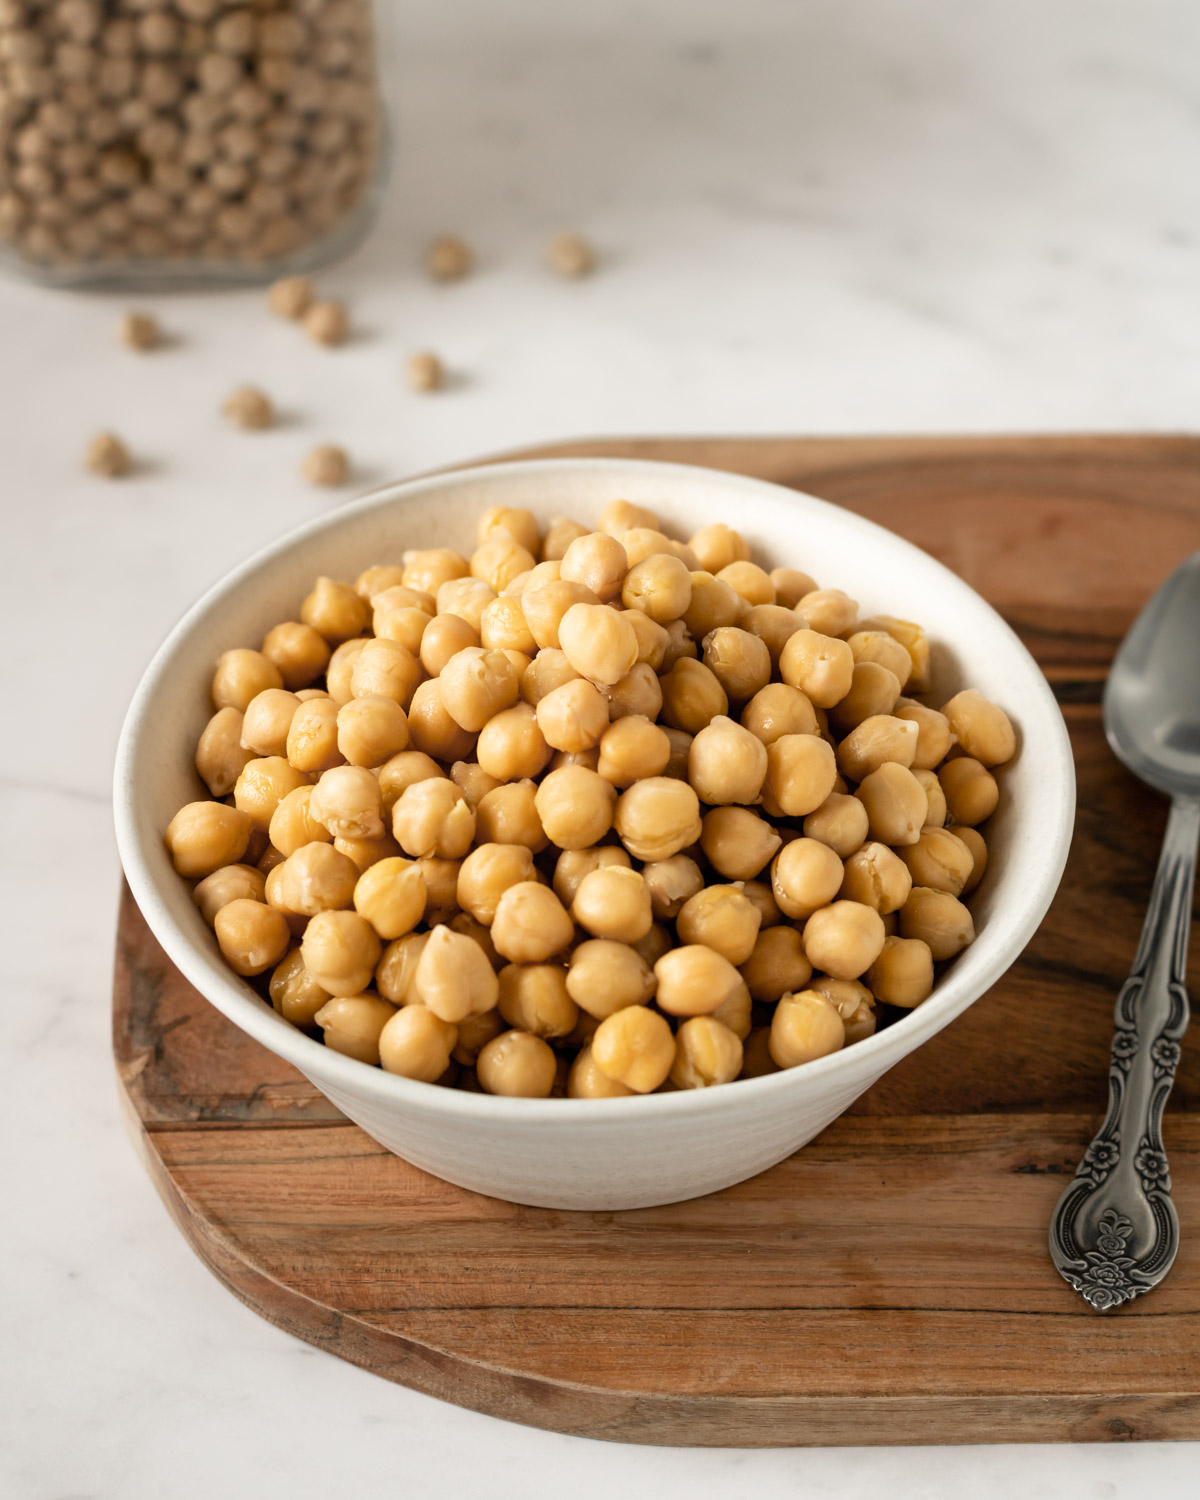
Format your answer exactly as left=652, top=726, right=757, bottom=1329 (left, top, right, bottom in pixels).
left=1050, top=550, right=1200, bottom=1309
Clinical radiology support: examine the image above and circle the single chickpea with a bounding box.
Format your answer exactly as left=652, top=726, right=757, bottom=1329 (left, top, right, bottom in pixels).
left=551, top=846, right=631, bottom=907
left=307, top=763, right=383, bottom=840
left=950, top=825, right=988, bottom=893
left=287, top=697, right=344, bottom=774
left=373, top=595, right=433, bottom=655
left=497, top=964, right=578, bottom=1038
left=437, top=646, right=519, bottom=731
left=620, top=529, right=697, bottom=570
left=739, top=926, right=813, bottom=1004
left=857, top=615, right=931, bottom=693
left=897, top=827, right=975, bottom=897
left=475, top=702, right=552, bottom=781
left=622, top=609, right=671, bottom=670
left=406, top=679, right=478, bottom=762
left=260, top=620, right=330, bottom=690
left=336, top=695, right=409, bottom=769
left=557, top=532, right=627, bottom=602
left=770, top=836, right=844, bottom=920
left=556, top=602, right=639, bottom=687
left=350, top=639, right=421, bottom=711
left=407, top=351, right=444, bottom=392
left=222, top=383, right=274, bottom=430
left=268, top=785, right=333, bottom=857
left=568, top=1045, right=636, bottom=1098
left=700, top=806, right=782, bottom=880
left=352, top=857, right=426, bottom=939
left=378, top=1004, right=457, bottom=1082
left=603, top=662, right=663, bottom=721
left=476, top=780, right=548, bottom=851
left=412, top=923, right=499, bottom=1021
left=520, top=648, right=580, bottom=707
left=268, top=275, right=313, bottom=320
left=844, top=630, right=911, bottom=689
left=597, top=714, right=672, bottom=787
left=741, top=878, right=781, bottom=929
left=491, top=881, right=575, bottom=963
left=763, top=733, right=837, bottom=818
left=769, top=991, right=845, bottom=1069
left=839, top=841, right=913, bottom=914
left=315, top=994, right=396, bottom=1065
left=335, top=833, right=403, bottom=875
left=768, top=567, right=818, bottom=610
left=941, top=689, right=1016, bottom=767
left=663, top=726, right=694, bottom=780
left=541, top=515, right=590, bottom=561
left=797, top=588, right=857, bottom=637
left=403, top=548, right=470, bottom=595
left=304, top=299, right=348, bottom=347
left=477, top=1030, right=558, bottom=1098
left=855, top=762, right=928, bottom=846
left=300, top=576, right=368, bottom=644
left=426, top=233, right=471, bottom=280
left=567, top=939, right=656, bottom=1018
left=689, top=523, right=749, bottom=574
left=614, top=776, right=701, bottom=861
left=457, top=843, right=536, bottom=924
left=535, top=765, right=616, bottom=849
left=654, top=944, right=743, bottom=1018
left=448, top=911, right=502, bottom=970
left=741, top=604, right=803, bottom=666
left=193, top=863, right=267, bottom=926
left=659, top=657, right=728, bottom=734
left=740, top=683, right=818, bottom=746
left=892, top=698, right=954, bottom=770
left=702, top=626, right=771, bottom=703
left=233, top=756, right=309, bottom=831
left=85, top=432, right=132, bottom=478
left=913, top=768, right=948, bottom=828
left=478, top=505, right=542, bottom=556
left=899, top=887, right=975, bottom=960
left=641, top=855, right=704, bottom=921
left=392, top=778, right=475, bottom=859
left=682, top=572, right=744, bottom=638
left=571, top=865, right=652, bottom=944
left=937, top=757, right=999, bottom=826
left=195, top=707, right=254, bottom=796
left=740, top=1027, right=780, bottom=1079
left=479, top=595, right=536, bottom=655
left=269, top=947, right=330, bottom=1028
left=778, top=629, right=854, bottom=709
left=212, top=647, right=284, bottom=712
left=451, top=1008, right=505, bottom=1066
left=444, top=764, right=497, bottom=816
left=836, top=714, right=919, bottom=781
left=675, top=885, right=760, bottom=966
left=535, top=677, right=610, bottom=753
left=633, top=922, right=674, bottom=967
left=437, top=577, right=498, bottom=632
left=802, top=792, right=869, bottom=858
left=521, top=580, right=600, bottom=650
left=471, top=532, right=537, bottom=592
left=419, top=612, right=479, bottom=677
left=660, top=619, right=699, bottom=671
left=670, top=1016, right=743, bottom=1089
left=686, top=715, right=767, bottom=805
left=803, top=900, right=887, bottom=980
left=716, top=560, right=774, bottom=608
left=362, top=572, right=429, bottom=609
left=214, top=896, right=291, bottom=976
left=621, top=552, right=692, bottom=623
left=374, top=931, right=430, bottom=1004
left=829, top=663, right=903, bottom=733
left=325, top=639, right=370, bottom=704
left=867, top=935, right=935, bottom=1008
left=272, top=842, right=359, bottom=917
left=591, top=1006, right=675, bottom=1093
left=598, top=498, right=660, bottom=538
left=546, top=229, right=595, bottom=277
left=377, top=751, right=445, bottom=813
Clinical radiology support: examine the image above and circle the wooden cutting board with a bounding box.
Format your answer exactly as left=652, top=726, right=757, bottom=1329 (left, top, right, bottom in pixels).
left=113, top=433, right=1200, bottom=1447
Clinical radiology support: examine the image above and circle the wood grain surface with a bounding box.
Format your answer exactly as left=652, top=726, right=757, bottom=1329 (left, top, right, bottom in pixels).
left=113, top=432, right=1200, bottom=1447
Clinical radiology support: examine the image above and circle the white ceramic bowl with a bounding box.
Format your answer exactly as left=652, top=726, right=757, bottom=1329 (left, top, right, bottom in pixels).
left=114, top=458, right=1075, bottom=1210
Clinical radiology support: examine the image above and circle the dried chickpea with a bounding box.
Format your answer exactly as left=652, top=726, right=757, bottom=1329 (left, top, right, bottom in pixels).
left=214, top=897, right=290, bottom=976
left=286, top=698, right=343, bottom=774
left=913, top=769, right=948, bottom=829
left=597, top=715, right=671, bottom=787
left=535, top=765, right=616, bottom=849
left=325, top=639, right=370, bottom=705
left=900, top=887, right=975, bottom=960
left=950, top=825, right=988, bottom=893
left=856, top=763, right=928, bottom=846
left=670, top=1016, right=743, bottom=1089
left=498, top=964, right=578, bottom=1038
left=261, top=621, right=330, bottom=691
left=300, top=576, right=367, bottom=644
left=212, top=648, right=283, bottom=712
left=308, top=764, right=385, bottom=841
left=375, top=931, right=430, bottom=1004
left=867, top=935, right=935, bottom=1008
left=551, top=846, right=631, bottom=908
left=654, top=944, right=743, bottom=1018
left=700, top=806, right=782, bottom=880
left=769, top=836, right=845, bottom=928
left=778, top=629, right=853, bottom=709
left=612, top=776, right=700, bottom=861
left=836, top=714, right=919, bottom=782
left=659, top=658, right=728, bottom=735
left=457, top=842, right=537, bottom=924
left=621, top=552, right=692, bottom=623
left=763, top=733, right=837, bottom=819
left=268, top=785, right=332, bottom=857
left=571, top=865, right=652, bottom=944
left=942, top=690, right=1016, bottom=767
left=268, top=275, right=313, bottom=320
left=829, top=663, right=903, bottom=733
left=568, top=1045, right=635, bottom=1098
left=85, top=432, right=131, bottom=478
left=475, top=702, right=551, bottom=781
left=521, top=581, right=599, bottom=650
left=686, top=716, right=767, bottom=805
left=315, top=994, right=395, bottom=1065
left=567, top=939, right=656, bottom=1018
left=477, top=780, right=548, bottom=851
left=353, top=857, right=426, bottom=939
left=803, top=793, right=869, bottom=858
left=491, top=881, right=574, bottom=962
left=689, top=523, right=749, bottom=574
left=739, top=926, right=813, bottom=1004
left=234, top=756, right=309, bottom=832
left=797, top=588, right=857, bottom=637
left=769, top=990, right=845, bottom=1069
left=702, top=626, right=771, bottom=703
left=839, top=841, right=913, bottom=914
left=591, top=1006, right=674, bottom=1093
left=478, top=505, right=541, bottom=556
left=675, top=885, right=760, bottom=966
left=740, top=683, right=818, bottom=746
left=392, top=778, right=475, bottom=859
left=269, top=947, right=329, bottom=1027
left=938, top=757, right=999, bottom=826
left=682, top=571, right=744, bottom=638
left=304, top=299, right=348, bottom=347
left=641, top=855, right=704, bottom=921
left=716, top=560, right=774, bottom=608
left=477, top=1030, right=558, bottom=1097
left=803, top=900, right=887, bottom=980
left=222, top=384, right=273, bottom=430
left=196, top=707, right=253, bottom=796
left=897, top=828, right=975, bottom=897
left=273, top=842, right=359, bottom=916
left=599, top=498, right=660, bottom=538
left=193, top=863, right=267, bottom=926
left=379, top=1004, right=457, bottom=1082
left=406, top=679, right=476, bottom=762
left=741, top=604, right=803, bottom=666
left=534, top=677, right=609, bottom=754
left=770, top=567, right=819, bottom=610
left=556, top=603, right=638, bottom=687
left=413, top=924, right=499, bottom=1021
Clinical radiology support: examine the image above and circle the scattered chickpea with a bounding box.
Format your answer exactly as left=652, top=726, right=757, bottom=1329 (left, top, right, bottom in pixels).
left=304, top=298, right=348, bottom=347
left=547, top=230, right=595, bottom=278
left=268, top=276, right=315, bottom=320
left=85, top=431, right=131, bottom=478
left=120, top=311, right=160, bottom=350
left=222, top=384, right=274, bottom=430
left=427, top=234, right=472, bottom=281
left=302, top=444, right=350, bottom=487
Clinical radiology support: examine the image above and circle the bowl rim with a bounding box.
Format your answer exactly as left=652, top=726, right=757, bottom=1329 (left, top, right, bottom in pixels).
left=113, top=455, right=1076, bottom=1123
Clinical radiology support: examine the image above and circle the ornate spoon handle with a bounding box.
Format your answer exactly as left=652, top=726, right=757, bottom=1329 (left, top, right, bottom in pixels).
left=1050, top=796, right=1198, bottom=1309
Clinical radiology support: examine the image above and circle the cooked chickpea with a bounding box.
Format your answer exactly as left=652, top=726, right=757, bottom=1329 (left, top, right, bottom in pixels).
left=682, top=571, right=744, bottom=638
left=660, top=619, right=699, bottom=671
left=335, top=695, right=409, bottom=768
left=620, top=552, right=692, bottom=624
left=950, top=825, right=988, bottom=893
left=411, top=923, right=499, bottom=1021
left=769, top=990, right=845, bottom=1069
left=762, top=733, right=837, bottom=819
left=913, top=769, right=948, bottom=828
left=476, top=780, right=548, bottom=851
left=897, top=827, right=975, bottom=896
left=553, top=602, right=637, bottom=688
left=937, top=757, right=999, bottom=826
left=867, top=935, right=935, bottom=1008
left=548, top=846, right=628, bottom=909
left=635, top=856, right=699, bottom=922
left=603, top=662, right=662, bottom=722
left=535, top=765, right=616, bottom=849
left=740, top=1027, right=780, bottom=1078
left=479, top=595, right=536, bottom=656
left=715, top=560, right=773, bottom=608
left=270, top=842, right=356, bottom=916
left=739, top=684, right=817, bottom=748
left=836, top=714, right=919, bottom=781
left=542, top=515, right=590, bottom=561
left=591, top=1006, right=675, bottom=1093
left=193, top=863, right=266, bottom=926
left=354, top=566, right=410, bottom=603
left=269, top=947, right=330, bottom=1028
left=403, top=547, right=470, bottom=595
left=739, top=925, right=812, bottom=1004
left=891, top=698, right=953, bottom=770
left=520, top=649, right=580, bottom=707
left=610, top=776, right=699, bottom=861
left=591, top=714, right=669, bottom=788
left=568, top=1045, right=636, bottom=1098
left=350, top=638, right=421, bottom=711
left=803, top=900, right=886, bottom=980
left=471, top=702, right=550, bottom=782
left=571, top=865, right=652, bottom=944
left=764, top=839, right=838, bottom=923
left=445, top=762, right=499, bottom=811
left=839, top=841, right=913, bottom=914
left=406, top=680, right=477, bottom=762
left=335, top=833, right=403, bottom=874
left=684, top=715, right=766, bottom=806
left=654, top=944, right=743, bottom=1018
left=213, top=896, right=290, bottom=976
left=829, top=663, right=903, bottom=734
left=309, top=765, right=385, bottom=841
left=899, top=887, right=975, bottom=960
left=212, top=647, right=283, bottom=712
left=689, top=523, right=748, bottom=574
left=416, top=614, right=476, bottom=679
left=521, top=581, right=600, bottom=650
left=700, top=806, right=782, bottom=880
left=554, top=531, right=625, bottom=602
left=377, top=750, right=445, bottom=813
left=454, top=842, right=535, bottom=925
left=471, top=532, right=536, bottom=593
left=378, top=1004, right=457, bottom=1082
left=737, top=605, right=799, bottom=667
left=667, top=1016, right=742, bottom=1089
left=315, top=994, right=396, bottom=1065
left=618, top=528, right=693, bottom=569
left=372, top=596, right=432, bottom=655
left=535, top=677, right=610, bottom=754
left=857, top=615, right=931, bottom=692
left=699, top=626, right=770, bottom=704
left=597, top=499, right=659, bottom=538
left=779, top=629, right=854, bottom=709
left=437, top=577, right=497, bottom=633
left=416, top=858, right=463, bottom=924
left=196, top=707, right=254, bottom=796
left=855, top=762, right=928, bottom=846
left=768, top=567, right=818, bottom=610
left=391, top=778, right=475, bottom=860
left=661, top=726, right=693, bottom=780
left=801, top=793, right=868, bottom=858
left=740, top=878, right=781, bottom=929
left=261, top=621, right=331, bottom=690
left=283, top=698, right=340, bottom=775
left=300, top=576, right=368, bottom=644
left=231, top=754, right=309, bottom=832
left=497, top=964, right=578, bottom=1038
left=844, top=629, right=911, bottom=687
left=325, top=639, right=370, bottom=705
left=797, top=588, right=857, bottom=637
left=941, top=689, right=1015, bottom=767
left=567, top=939, right=656, bottom=1018
left=351, top=857, right=427, bottom=939
left=435, top=646, right=518, bottom=732
left=449, top=1008, right=505, bottom=1066
left=474, top=1030, right=558, bottom=1097
left=375, top=931, right=430, bottom=1004
left=675, top=885, right=761, bottom=965
left=658, top=658, right=727, bottom=735
left=490, top=881, right=574, bottom=963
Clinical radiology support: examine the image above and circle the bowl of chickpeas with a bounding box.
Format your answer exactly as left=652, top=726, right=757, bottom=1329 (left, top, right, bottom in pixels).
left=114, top=458, right=1075, bottom=1210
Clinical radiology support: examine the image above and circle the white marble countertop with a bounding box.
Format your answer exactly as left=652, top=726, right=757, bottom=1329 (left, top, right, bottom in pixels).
left=3, top=0, right=1199, bottom=1494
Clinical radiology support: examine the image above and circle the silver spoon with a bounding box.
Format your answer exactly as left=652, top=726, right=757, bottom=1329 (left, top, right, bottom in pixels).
left=1050, top=550, right=1200, bottom=1309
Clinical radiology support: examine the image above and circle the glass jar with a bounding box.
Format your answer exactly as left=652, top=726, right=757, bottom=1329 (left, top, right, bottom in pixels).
left=0, top=0, right=386, bottom=286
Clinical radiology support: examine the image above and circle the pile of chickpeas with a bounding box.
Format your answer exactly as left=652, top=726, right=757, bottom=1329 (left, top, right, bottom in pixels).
left=164, top=498, right=1016, bottom=1100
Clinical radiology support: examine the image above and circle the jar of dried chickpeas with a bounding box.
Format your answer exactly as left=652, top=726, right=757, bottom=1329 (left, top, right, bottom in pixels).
left=0, top=0, right=386, bottom=284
